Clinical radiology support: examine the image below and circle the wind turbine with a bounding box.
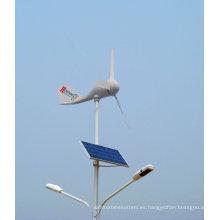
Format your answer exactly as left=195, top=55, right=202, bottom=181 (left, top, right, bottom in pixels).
left=57, top=49, right=129, bottom=127
left=46, top=50, right=155, bottom=220
left=57, top=50, right=131, bottom=220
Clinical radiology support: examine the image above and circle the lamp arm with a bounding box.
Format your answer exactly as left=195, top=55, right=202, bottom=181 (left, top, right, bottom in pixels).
left=61, top=191, right=90, bottom=209
left=97, top=179, right=135, bottom=218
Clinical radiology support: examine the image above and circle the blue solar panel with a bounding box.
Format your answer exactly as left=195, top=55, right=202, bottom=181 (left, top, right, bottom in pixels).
left=80, top=141, right=129, bottom=167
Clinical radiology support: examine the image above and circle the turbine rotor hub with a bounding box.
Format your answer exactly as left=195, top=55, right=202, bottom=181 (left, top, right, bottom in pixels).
left=107, top=80, right=120, bottom=95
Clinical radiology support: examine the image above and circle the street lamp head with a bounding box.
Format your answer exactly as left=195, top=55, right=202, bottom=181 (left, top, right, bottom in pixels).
left=46, top=183, right=63, bottom=193
left=132, top=164, right=154, bottom=181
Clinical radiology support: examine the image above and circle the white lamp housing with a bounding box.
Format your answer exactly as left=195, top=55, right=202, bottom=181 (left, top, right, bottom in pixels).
left=132, top=165, right=154, bottom=181
left=46, top=183, right=63, bottom=193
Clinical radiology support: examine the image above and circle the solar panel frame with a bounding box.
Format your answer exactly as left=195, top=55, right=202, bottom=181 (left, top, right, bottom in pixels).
left=79, top=141, right=129, bottom=168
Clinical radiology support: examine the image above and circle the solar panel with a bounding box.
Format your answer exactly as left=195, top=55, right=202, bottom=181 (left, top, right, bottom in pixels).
left=79, top=141, right=129, bottom=167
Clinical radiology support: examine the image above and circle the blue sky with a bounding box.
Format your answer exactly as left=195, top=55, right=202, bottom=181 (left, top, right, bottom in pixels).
left=16, top=0, right=203, bottom=219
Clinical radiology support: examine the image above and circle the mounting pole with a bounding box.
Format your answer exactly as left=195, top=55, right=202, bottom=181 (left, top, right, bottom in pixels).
left=94, top=96, right=99, bottom=144
left=93, top=95, right=100, bottom=220
left=97, top=179, right=135, bottom=219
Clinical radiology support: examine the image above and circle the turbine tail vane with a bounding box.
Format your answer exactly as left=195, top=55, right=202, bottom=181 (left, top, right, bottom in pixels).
left=110, top=49, right=114, bottom=80
left=114, top=95, right=130, bottom=128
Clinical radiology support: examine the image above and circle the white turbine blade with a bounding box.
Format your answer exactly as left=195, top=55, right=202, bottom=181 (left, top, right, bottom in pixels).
left=114, top=96, right=130, bottom=128
left=110, top=49, right=114, bottom=80
left=94, top=80, right=110, bottom=90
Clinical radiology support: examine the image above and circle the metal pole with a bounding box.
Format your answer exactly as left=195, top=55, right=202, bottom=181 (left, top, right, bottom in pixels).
left=95, top=97, right=99, bottom=144
left=61, top=191, right=90, bottom=208
left=93, top=96, right=100, bottom=220
left=97, top=179, right=135, bottom=219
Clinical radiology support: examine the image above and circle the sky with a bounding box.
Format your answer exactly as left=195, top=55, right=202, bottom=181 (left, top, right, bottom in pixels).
left=16, top=0, right=203, bottom=220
